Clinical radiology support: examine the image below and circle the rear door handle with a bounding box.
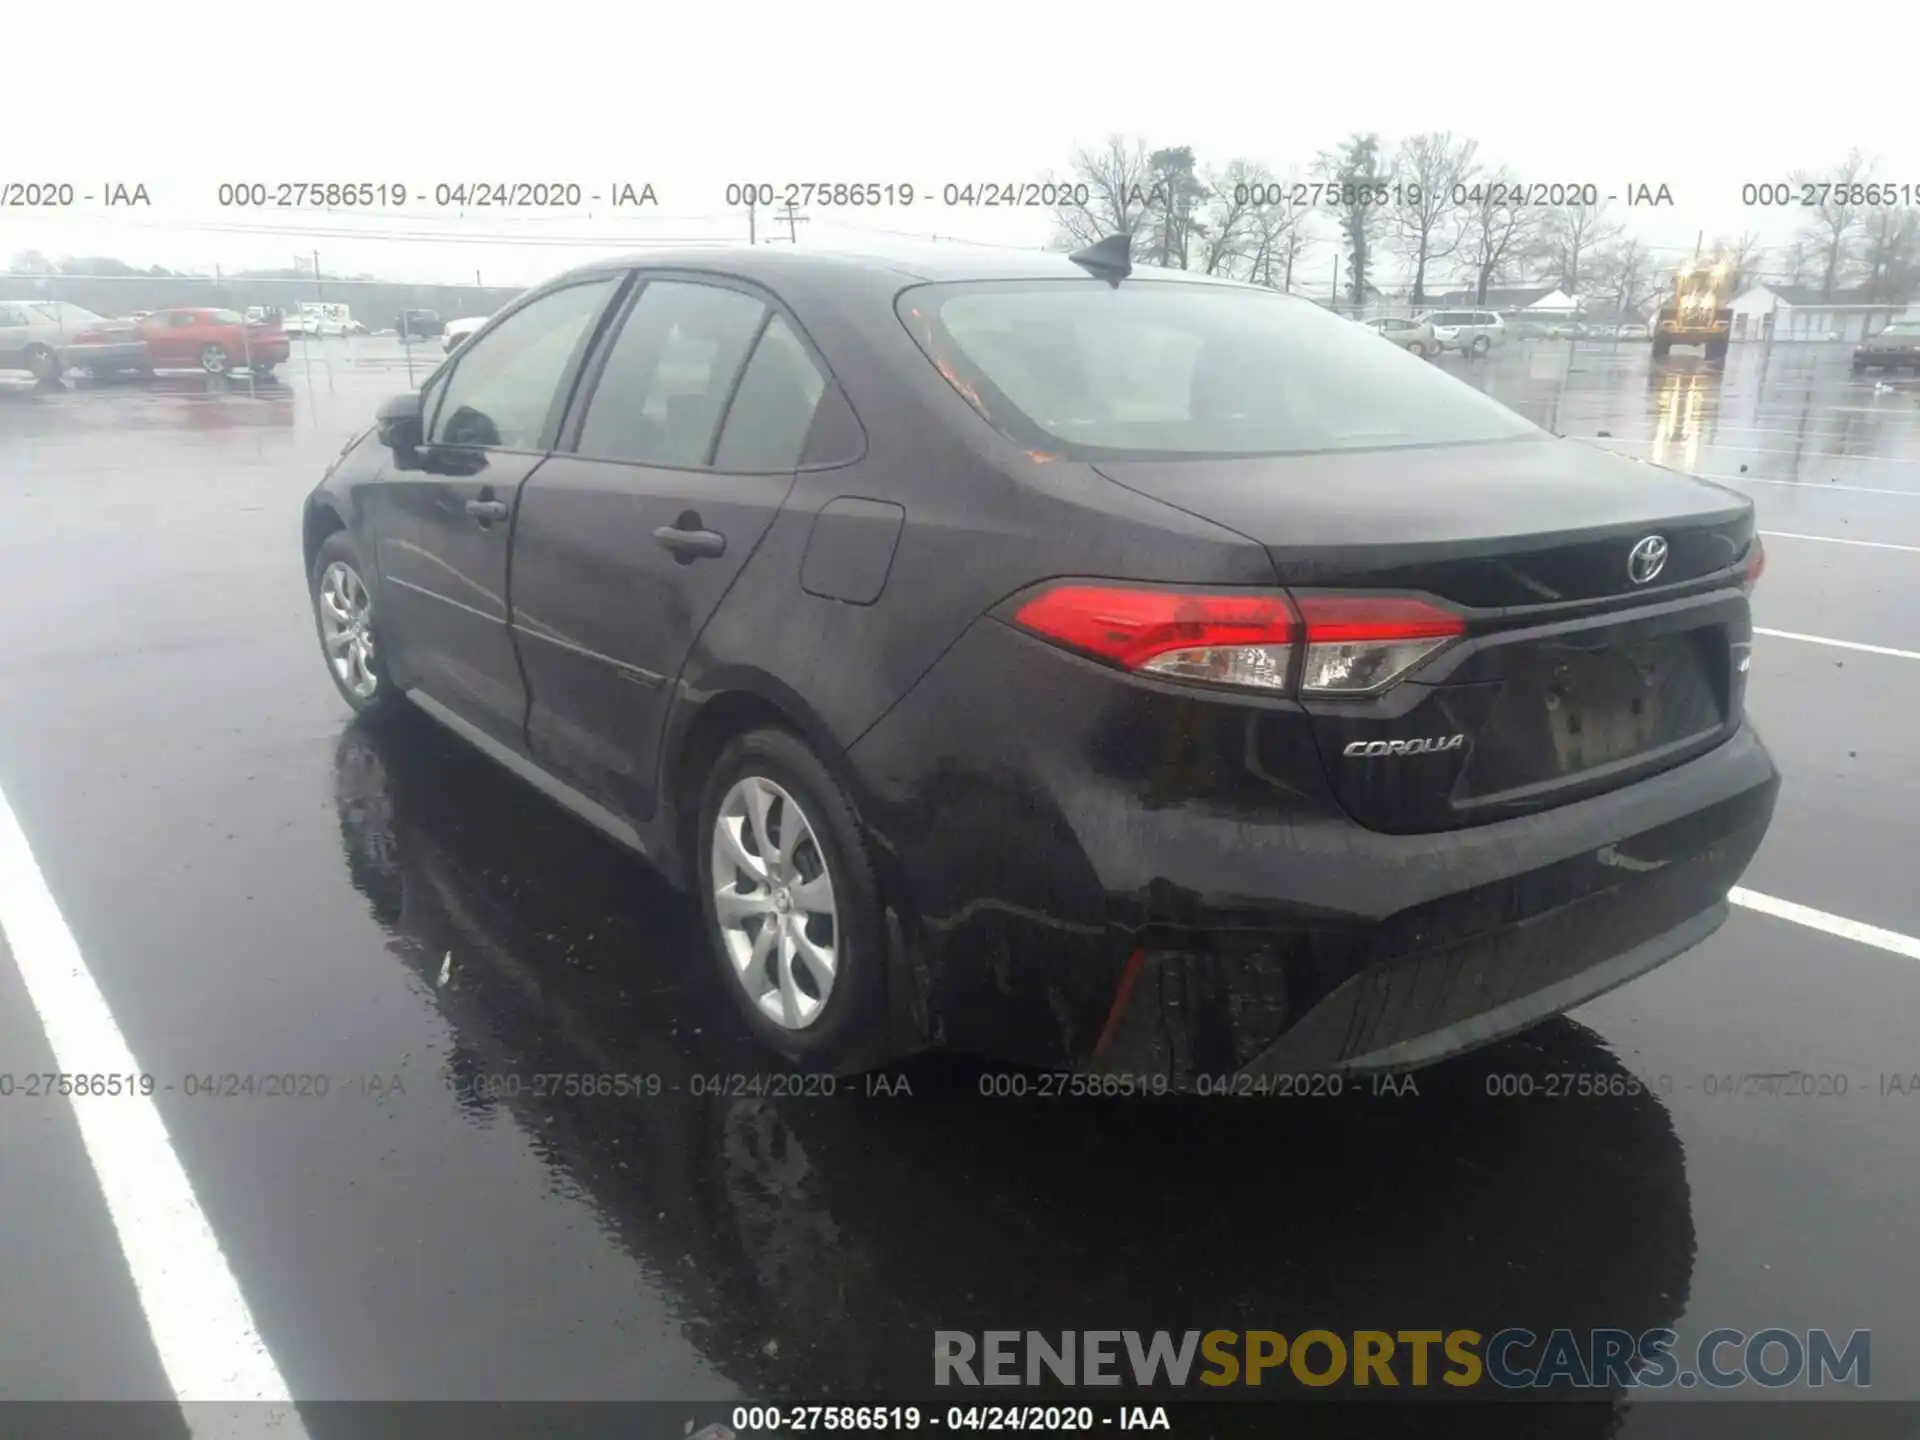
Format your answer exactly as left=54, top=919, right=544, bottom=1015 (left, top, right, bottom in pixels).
left=653, top=525, right=727, bottom=560
left=465, top=499, right=509, bottom=524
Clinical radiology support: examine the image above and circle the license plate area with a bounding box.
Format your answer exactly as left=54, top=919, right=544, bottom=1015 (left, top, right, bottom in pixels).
left=1456, top=629, right=1727, bottom=801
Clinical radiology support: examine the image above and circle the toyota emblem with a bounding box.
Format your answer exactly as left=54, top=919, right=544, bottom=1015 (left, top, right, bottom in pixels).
left=1628, top=534, right=1669, bottom=585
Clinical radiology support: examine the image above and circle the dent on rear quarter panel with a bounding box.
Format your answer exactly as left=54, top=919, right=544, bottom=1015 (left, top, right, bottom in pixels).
left=799, top=498, right=907, bottom=605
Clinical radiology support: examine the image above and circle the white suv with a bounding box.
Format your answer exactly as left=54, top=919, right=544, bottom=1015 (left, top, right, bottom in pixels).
left=1423, top=309, right=1506, bottom=355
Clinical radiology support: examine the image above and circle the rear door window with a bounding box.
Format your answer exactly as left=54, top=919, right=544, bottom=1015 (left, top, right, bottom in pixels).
left=572, top=279, right=769, bottom=468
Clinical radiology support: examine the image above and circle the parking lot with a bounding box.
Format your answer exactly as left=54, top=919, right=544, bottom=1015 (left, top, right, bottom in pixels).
left=1, top=334, right=1918, bottom=1430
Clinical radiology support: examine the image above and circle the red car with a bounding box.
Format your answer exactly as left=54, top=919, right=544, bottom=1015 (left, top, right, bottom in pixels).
left=138, top=308, right=291, bottom=376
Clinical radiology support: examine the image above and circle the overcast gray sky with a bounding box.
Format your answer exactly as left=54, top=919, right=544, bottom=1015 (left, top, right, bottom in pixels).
left=7, top=0, right=1911, bottom=289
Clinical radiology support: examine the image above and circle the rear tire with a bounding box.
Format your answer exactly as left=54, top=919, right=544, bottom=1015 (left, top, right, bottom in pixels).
left=1407, top=341, right=1426, bottom=357
left=200, top=343, right=231, bottom=374
left=25, top=345, right=63, bottom=382
left=310, top=530, right=400, bottom=717
left=1470, top=334, right=1491, bottom=356
left=695, top=726, right=899, bottom=1075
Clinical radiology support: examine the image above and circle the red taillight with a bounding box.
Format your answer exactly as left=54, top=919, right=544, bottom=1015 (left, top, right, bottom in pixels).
left=1013, top=585, right=1298, bottom=692
left=1743, top=536, right=1766, bottom=587
left=1294, top=594, right=1465, bottom=695
left=1012, top=585, right=1467, bottom=696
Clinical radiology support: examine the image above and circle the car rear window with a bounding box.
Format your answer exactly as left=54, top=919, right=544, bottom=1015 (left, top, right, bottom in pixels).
left=898, top=280, right=1538, bottom=459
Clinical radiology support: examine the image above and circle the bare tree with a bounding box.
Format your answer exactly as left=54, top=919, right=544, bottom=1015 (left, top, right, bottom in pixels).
left=1591, top=238, right=1665, bottom=320
left=1197, top=160, right=1264, bottom=276
left=1317, top=133, right=1388, bottom=307
left=1709, top=228, right=1768, bottom=283
left=1459, top=169, right=1542, bottom=303
left=1541, top=200, right=1624, bottom=295
left=1792, top=149, right=1874, bottom=299
left=1777, top=235, right=1818, bottom=286
left=1048, top=136, right=1162, bottom=249
left=1858, top=207, right=1920, bottom=303
left=1389, top=132, right=1475, bottom=305
left=1244, top=191, right=1313, bottom=292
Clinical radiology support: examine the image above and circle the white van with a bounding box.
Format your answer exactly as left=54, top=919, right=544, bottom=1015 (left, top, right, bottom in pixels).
left=288, top=302, right=362, bottom=337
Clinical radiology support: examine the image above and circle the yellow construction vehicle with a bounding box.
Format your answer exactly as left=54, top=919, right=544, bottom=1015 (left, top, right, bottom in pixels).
left=1652, top=256, right=1736, bottom=361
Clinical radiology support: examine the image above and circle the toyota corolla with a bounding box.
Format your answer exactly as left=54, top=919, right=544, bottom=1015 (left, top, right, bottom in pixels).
left=301, top=237, right=1779, bottom=1087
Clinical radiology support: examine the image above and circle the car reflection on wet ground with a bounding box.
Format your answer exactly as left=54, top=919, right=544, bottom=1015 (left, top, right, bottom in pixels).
left=0, top=336, right=1918, bottom=1434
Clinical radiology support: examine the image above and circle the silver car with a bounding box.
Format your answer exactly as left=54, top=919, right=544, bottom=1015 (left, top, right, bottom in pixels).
left=441, top=313, right=492, bottom=354
left=0, top=300, right=149, bottom=380
left=1361, top=315, right=1439, bottom=358
left=1422, top=309, right=1506, bottom=355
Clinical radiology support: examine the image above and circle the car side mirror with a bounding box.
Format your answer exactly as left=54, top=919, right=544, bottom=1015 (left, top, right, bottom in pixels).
left=376, top=391, right=424, bottom=459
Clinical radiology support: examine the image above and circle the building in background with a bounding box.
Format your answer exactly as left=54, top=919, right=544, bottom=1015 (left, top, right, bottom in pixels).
left=1728, top=284, right=1914, bottom=343
left=1425, top=285, right=1579, bottom=315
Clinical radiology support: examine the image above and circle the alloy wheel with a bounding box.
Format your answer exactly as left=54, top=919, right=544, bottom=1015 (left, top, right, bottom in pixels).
left=201, top=344, right=229, bottom=373
left=318, top=560, right=378, bottom=698
left=710, top=775, right=839, bottom=1030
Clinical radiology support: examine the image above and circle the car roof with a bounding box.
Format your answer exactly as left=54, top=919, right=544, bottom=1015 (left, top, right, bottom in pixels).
left=546, top=240, right=1270, bottom=294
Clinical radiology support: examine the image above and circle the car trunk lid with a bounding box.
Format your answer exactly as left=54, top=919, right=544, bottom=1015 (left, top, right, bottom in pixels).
left=1094, top=436, right=1757, bottom=832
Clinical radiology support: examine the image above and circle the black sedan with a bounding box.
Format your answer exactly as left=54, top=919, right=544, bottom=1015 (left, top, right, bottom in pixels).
left=1852, top=318, right=1920, bottom=372
left=396, top=308, right=446, bottom=340
left=301, top=238, right=1779, bottom=1086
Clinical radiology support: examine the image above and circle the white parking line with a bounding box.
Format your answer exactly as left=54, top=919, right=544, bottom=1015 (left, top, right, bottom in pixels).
left=0, top=782, right=307, bottom=1427
left=1759, top=530, right=1920, bottom=554
left=1755, top=627, right=1920, bottom=662
left=1595, top=436, right=1920, bottom=464
left=1732, top=888, right=1920, bottom=962
left=1699, top=473, right=1920, bottom=499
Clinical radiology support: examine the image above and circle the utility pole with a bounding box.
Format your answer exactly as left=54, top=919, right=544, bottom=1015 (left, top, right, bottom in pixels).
left=1331, top=253, right=1341, bottom=313
left=777, top=200, right=809, bottom=243
left=313, top=250, right=322, bottom=302
left=747, top=198, right=757, bottom=245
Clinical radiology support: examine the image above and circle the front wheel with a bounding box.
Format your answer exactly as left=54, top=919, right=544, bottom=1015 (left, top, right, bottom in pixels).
left=696, top=727, right=899, bottom=1074
left=1470, top=334, right=1491, bottom=356
left=311, top=530, right=399, bottom=716
left=1407, top=341, right=1426, bottom=357
left=200, top=343, right=231, bottom=374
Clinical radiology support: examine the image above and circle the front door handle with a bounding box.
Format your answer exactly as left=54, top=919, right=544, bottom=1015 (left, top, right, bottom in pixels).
left=465, top=498, right=509, bottom=524
left=653, top=524, right=727, bottom=560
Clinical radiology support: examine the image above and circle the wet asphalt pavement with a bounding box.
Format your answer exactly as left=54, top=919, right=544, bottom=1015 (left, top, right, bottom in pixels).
left=1, top=334, right=1918, bottom=1433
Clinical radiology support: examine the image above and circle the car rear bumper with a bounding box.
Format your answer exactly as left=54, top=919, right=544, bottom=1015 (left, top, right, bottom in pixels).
left=849, top=618, right=1780, bottom=1084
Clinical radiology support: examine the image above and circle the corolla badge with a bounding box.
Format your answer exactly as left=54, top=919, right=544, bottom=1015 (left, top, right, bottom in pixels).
left=1628, top=534, right=1669, bottom=585
left=1344, top=735, right=1465, bottom=758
